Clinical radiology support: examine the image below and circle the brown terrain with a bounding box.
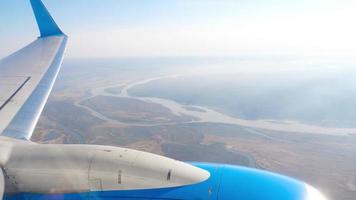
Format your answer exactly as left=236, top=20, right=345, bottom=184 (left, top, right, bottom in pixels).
left=32, top=62, right=356, bottom=200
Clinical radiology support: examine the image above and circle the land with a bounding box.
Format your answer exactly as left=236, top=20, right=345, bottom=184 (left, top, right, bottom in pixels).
left=32, top=58, right=356, bottom=200
left=81, top=95, right=197, bottom=124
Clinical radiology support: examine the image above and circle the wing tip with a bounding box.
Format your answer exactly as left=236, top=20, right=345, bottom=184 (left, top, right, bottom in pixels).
left=30, top=0, right=64, bottom=37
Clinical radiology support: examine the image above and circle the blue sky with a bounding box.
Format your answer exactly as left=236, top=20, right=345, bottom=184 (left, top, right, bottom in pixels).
left=1, top=0, right=356, bottom=58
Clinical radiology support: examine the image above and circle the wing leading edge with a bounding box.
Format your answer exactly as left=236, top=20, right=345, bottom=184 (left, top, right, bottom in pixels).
left=0, top=0, right=67, bottom=140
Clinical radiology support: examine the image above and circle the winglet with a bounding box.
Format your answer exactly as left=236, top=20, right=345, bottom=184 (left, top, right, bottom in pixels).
left=30, top=0, right=64, bottom=37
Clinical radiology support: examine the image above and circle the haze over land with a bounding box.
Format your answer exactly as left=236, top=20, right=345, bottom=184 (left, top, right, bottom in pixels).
left=32, top=57, right=356, bottom=200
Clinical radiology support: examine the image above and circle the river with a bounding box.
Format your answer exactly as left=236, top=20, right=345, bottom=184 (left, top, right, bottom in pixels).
left=74, top=75, right=356, bottom=136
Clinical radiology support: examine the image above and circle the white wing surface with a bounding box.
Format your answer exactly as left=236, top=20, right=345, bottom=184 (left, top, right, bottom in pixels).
left=0, top=0, right=67, bottom=140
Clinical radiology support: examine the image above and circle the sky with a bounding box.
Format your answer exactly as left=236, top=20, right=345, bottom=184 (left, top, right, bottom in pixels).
left=0, top=0, right=356, bottom=58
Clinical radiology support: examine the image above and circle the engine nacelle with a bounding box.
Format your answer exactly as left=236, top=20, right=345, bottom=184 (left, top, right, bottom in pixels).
left=0, top=137, right=209, bottom=194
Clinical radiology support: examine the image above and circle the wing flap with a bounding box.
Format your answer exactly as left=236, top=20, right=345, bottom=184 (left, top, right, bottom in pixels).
left=0, top=76, right=30, bottom=110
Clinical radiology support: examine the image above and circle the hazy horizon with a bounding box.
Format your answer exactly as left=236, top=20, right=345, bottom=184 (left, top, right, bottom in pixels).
left=1, top=0, right=356, bottom=58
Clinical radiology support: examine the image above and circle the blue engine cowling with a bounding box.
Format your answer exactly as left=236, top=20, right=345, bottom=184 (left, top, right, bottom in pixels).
left=216, top=164, right=327, bottom=200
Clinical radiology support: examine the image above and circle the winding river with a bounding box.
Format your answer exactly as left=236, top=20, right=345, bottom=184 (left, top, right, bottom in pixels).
left=75, top=75, right=356, bottom=136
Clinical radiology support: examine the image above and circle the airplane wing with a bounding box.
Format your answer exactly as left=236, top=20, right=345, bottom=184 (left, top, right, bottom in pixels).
left=0, top=0, right=67, bottom=140
left=0, top=168, right=3, bottom=199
